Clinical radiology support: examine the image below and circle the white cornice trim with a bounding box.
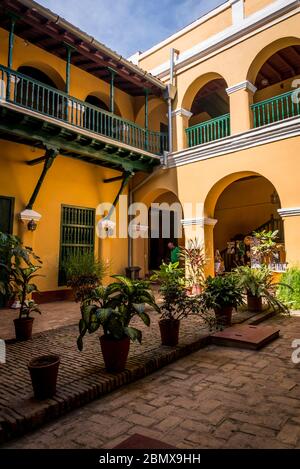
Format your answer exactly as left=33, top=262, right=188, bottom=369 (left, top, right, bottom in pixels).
left=278, top=207, right=300, bottom=217
left=226, top=81, right=257, bottom=95
left=172, top=108, right=193, bottom=118
left=168, top=116, right=300, bottom=168
left=148, top=0, right=299, bottom=78
left=181, top=217, right=218, bottom=227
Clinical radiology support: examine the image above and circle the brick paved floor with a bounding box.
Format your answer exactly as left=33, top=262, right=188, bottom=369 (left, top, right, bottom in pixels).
left=3, top=315, right=300, bottom=449
left=0, top=301, right=79, bottom=340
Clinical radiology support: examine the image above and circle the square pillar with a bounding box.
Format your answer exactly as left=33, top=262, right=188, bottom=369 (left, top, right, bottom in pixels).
left=226, top=81, right=257, bottom=135
left=181, top=216, right=218, bottom=277
left=172, top=108, right=193, bottom=151
left=278, top=208, right=300, bottom=266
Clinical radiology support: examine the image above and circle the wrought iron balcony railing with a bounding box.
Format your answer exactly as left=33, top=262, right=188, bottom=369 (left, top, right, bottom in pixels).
left=251, top=89, right=300, bottom=128
left=0, top=65, right=168, bottom=156
left=186, top=113, right=230, bottom=148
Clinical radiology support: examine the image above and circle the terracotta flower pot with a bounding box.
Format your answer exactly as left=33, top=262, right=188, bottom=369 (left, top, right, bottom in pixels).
left=28, top=354, right=60, bottom=400
left=214, top=306, right=233, bottom=326
left=100, top=335, right=130, bottom=373
left=14, top=317, right=34, bottom=341
left=159, top=319, right=180, bottom=346
left=247, top=294, right=263, bottom=312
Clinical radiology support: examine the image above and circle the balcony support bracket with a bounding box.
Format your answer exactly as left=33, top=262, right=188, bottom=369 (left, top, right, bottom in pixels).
left=26, top=148, right=59, bottom=210
left=107, top=171, right=134, bottom=219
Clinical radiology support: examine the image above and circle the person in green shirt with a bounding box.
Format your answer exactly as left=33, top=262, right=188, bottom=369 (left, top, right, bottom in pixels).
left=168, top=242, right=180, bottom=263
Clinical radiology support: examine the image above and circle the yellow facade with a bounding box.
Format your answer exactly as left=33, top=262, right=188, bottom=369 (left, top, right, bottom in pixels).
left=1, top=0, right=300, bottom=298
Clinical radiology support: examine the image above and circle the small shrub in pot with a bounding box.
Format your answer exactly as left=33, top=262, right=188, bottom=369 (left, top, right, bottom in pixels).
left=202, top=274, right=244, bottom=327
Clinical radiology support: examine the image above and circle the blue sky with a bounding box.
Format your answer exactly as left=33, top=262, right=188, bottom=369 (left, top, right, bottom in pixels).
left=38, top=0, right=226, bottom=58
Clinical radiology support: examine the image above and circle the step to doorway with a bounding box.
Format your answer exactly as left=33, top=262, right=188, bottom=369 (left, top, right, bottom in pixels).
left=211, top=324, right=280, bottom=350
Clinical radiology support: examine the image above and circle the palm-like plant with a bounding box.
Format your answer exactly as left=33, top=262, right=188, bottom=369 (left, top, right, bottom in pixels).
left=180, top=238, right=206, bottom=290
left=234, top=265, right=290, bottom=314
left=77, top=276, right=157, bottom=350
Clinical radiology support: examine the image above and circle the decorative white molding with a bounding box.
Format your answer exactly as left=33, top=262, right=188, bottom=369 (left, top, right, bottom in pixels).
left=172, top=108, right=193, bottom=118
left=226, top=80, right=257, bottom=95
left=168, top=116, right=300, bottom=168
left=278, top=207, right=300, bottom=217
left=230, top=0, right=245, bottom=25
left=181, top=217, right=218, bottom=227
left=19, top=209, right=42, bottom=222
left=148, top=0, right=299, bottom=78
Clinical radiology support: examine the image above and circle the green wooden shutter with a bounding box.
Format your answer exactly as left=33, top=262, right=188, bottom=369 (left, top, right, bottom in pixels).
left=58, top=205, right=95, bottom=286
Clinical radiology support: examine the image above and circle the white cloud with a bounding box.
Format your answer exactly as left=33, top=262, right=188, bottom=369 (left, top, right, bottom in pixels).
left=38, top=0, right=226, bottom=57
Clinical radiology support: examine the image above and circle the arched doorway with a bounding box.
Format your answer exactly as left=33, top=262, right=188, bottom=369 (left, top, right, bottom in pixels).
left=212, top=175, right=284, bottom=271
left=148, top=192, right=184, bottom=270
left=85, top=94, right=109, bottom=112
left=184, top=76, right=230, bottom=147
left=248, top=39, right=300, bottom=126
left=16, top=65, right=63, bottom=118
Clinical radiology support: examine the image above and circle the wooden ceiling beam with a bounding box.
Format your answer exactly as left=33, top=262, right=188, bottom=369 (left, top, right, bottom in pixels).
left=277, top=52, right=296, bottom=75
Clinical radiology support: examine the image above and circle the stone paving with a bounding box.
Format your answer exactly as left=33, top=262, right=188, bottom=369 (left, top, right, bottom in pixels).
left=0, top=301, right=81, bottom=340
left=0, top=306, right=212, bottom=443
left=3, top=315, right=300, bottom=449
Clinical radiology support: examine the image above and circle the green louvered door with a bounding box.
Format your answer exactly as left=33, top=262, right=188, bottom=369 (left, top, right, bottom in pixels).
left=58, top=205, right=95, bottom=285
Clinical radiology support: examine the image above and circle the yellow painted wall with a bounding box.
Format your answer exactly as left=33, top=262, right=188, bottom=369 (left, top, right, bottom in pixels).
left=0, top=140, right=128, bottom=291
left=135, top=136, right=300, bottom=274
left=244, top=0, right=275, bottom=17
left=138, top=7, right=232, bottom=71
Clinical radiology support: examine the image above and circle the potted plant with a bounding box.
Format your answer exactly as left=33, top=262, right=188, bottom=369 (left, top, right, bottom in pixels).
left=0, top=232, right=42, bottom=340
left=234, top=265, right=290, bottom=314
left=63, top=251, right=107, bottom=303
left=180, top=238, right=206, bottom=295
left=28, top=354, right=60, bottom=400
left=251, top=229, right=280, bottom=266
left=76, top=276, right=157, bottom=372
left=202, top=274, right=244, bottom=326
left=151, top=262, right=211, bottom=346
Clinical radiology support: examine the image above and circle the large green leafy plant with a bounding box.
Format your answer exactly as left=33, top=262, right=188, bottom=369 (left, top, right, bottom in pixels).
left=151, top=262, right=212, bottom=323
left=77, top=275, right=157, bottom=350
left=202, top=274, right=244, bottom=311
left=234, top=265, right=290, bottom=314
left=252, top=229, right=280, bottom=265
left=0, top=232, right=42, bottom=319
